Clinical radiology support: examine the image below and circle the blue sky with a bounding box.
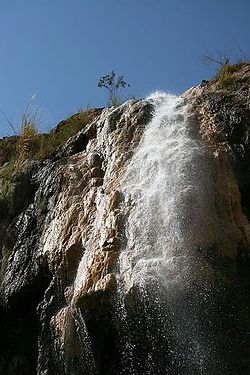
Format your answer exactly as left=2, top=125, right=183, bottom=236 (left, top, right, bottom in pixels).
left=0, top=0, right=249, bottom=137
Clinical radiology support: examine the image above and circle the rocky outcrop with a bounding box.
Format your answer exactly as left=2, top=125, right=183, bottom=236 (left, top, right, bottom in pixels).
left=0, top=99, right=153, bottom=374
left=0, top=64, right=249, bottom=374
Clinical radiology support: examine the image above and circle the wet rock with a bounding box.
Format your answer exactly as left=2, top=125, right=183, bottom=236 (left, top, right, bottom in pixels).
left=91, top=177, right=103, bottom=187
left=90, top=167, right=104, bottom=178
left=88, top=153, right=103, bottom=168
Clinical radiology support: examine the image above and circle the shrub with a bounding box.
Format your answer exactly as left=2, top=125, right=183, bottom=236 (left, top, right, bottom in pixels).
left=98, top=70, right=130, bottom=106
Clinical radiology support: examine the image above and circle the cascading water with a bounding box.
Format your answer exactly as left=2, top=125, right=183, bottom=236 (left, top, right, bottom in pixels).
left=117, top=92, right=225, bottom=374
left=73, top=92, right=227, bottom=374
left=73, top=306, right=98, bottom=374
left=119, top=92, right=201, bottom=290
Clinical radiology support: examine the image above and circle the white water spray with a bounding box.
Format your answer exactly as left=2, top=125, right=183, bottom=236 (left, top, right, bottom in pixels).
left=120, top=92, right=204, bottom=290
left=118, top=92, right=223, bottom=374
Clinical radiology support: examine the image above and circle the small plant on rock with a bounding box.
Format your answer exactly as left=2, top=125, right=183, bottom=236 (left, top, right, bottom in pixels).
left=98, top=70, right=130, bottom=107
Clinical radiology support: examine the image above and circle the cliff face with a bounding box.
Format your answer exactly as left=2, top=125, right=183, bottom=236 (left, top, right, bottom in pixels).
left=0, top=64, right=250, bottom=375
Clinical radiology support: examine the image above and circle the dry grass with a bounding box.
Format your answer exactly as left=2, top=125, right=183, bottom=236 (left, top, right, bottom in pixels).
left=215, top=62, right=249, bottom=88
left=0, top=107, right=96, bottom=216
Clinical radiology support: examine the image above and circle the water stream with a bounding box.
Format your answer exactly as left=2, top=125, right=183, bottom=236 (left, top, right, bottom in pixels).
left=73, top=92, right=225, bottom=374
left=117, top=92, right=223, bottom=374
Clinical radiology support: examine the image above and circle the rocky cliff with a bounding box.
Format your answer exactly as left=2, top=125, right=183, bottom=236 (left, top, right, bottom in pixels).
left=0, top=63, right=249, bottom=375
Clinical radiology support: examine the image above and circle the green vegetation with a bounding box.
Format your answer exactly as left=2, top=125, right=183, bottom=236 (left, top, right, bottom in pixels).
left=34, top=109, right=94, bottom=159
left=18, top=122, right=39, bottom=162
left=0, top=107, right=95, bottom=217
left=1, top=108, right=93, bottom=163
left=98, top=70, right=130, bottom=106
left=0, top=158, right=16, bottom=216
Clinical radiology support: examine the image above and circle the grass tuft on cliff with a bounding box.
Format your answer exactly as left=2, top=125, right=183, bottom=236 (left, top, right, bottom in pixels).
left=213, top=61, right=250, bottom=88
left=203, top=51, right=249, bottom=89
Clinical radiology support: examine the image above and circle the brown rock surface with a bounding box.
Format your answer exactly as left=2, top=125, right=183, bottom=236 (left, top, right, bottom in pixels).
left=0, top=65, right=249, bottom=374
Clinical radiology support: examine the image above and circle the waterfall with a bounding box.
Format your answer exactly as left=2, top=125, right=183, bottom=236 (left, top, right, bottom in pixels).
left=72, top=92, right=227, bottom=374
left=117, top=92, right=225, bottom=374
left=73, top=306, right=98, bottom=374
left=119, top=92, right=201, bottom=291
